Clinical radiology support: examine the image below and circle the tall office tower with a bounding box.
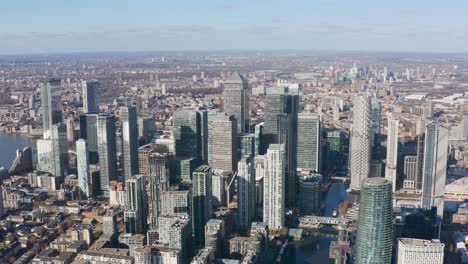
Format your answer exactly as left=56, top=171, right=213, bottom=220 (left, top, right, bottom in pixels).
left=349, top=95, right=372, bottom=190
left=138, top=117, right=156, bottom=143
left=211, top=173, right=225, bottom=208
left=36, top=139, right=54, bottom=175
left=198, top=110, right=209, bottom=163
left=66, top=119, right=75, bottom=142
left=254, top=122, right=266, bottom=156
left=205, top=219, right=225, bottom=258
left=297, top=113, right=321, bottom=173
left=355, top=178, right=393, bottom=264
left=51, top=123, right=69, bottom=178
left=415, top=134, right=425, bottom=189
left=397, top=238, right=444, bottom=264
left=276, top=113, right=297, bottom=207
left=255, top=155, right=266, bottom=208
left=421, top=123, right=448, bottom=217
left=298, top=172, right=322, bottom=216
left=403, top=156, right=417, bottom=188
left=79, top=114, right=99, bottom=163
left=124, top=175, right=147, bottom=234
left=173, top=111, right=200, bottom=159
left=239, top=134, right=255, bottom=159
left=120, top=106, right=139, bottom=181
left=97, top=114, right=117, bottom=195
left=208, top=112, right=237, bottom=171
left=424, top=100, right=434, bottom=118
left=371, top=96, right=381, bottom=159
left=223, top=72, right=249, bottom=133
left=238, top=158, right=255, bottom=229
left=147, top=153, right=170, bottom=236
left=263, top=87, right=299, bottom=144
left=385, top=119, right=399, bottom=192
left=82, top=80, right=99, bottom=113
left=192, top=165, right=213, bottom=246
left=41, top=79, right=62, bottom=139
left=263, top=144, right=286, bottom=230
left=77, top=139, right=91, bottom=197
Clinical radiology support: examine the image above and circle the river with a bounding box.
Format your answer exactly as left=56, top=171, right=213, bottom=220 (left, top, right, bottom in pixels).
left=283, top=182, right=348, bottom=264
left=0, top=133, right=36, bottom=170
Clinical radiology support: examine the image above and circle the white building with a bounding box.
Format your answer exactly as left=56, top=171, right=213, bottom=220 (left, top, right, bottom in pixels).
left=385, top=119, right=399, bottom=192
left=421, top=123, right=448, bottom=217
left=77, top=139, right=91, bottom=197
left=350, top=95, right=372, bottom=190
left=397, top=238, right=444, bottom=264
left=263, top=144, right=285, bottom=230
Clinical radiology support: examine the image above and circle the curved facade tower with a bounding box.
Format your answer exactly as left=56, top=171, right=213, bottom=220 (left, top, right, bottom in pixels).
left=350, top=95, right=372, bottom=190
left=355, top=178, right=393, bottom=264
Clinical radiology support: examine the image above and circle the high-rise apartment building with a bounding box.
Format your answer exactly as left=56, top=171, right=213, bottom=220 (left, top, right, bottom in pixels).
left=421, top=123, right=448, bottom=217
left=79, top=114, right=99, bottom=163
left=371, top=96, right=381, bottom=159
left=263, top=144, right=285, bottom=230
left=82, top=80, right=99, bottom=113
left=397, top=238, right=444, bottom=264
left=147, top=153, right=170, bottom=233
left=208, top=112, right=237, bottom=171
left=97, top=114, right=117, bottom=195
left=192, top=165, right=213, bottom=246
left=52, top=123, right=69, bottom=177
left=124, top=175, right=147, bottom=234
left=223, top=72, right=249, bottom=133
left=120, top=106, right=139, bottom=181
left=77, top=139, right=91, bottom=197
left=385, top=119, right=399, bottom=192
left=205, top=219, right=225, bottom=258
left=297, top=113, right=321, bottom=172
left=237, top=158, right=255, bottom=229
left=41, top=79, right=62, bottom=139
left=350, top=95, right=372, bottom=190
left=355, top=178, right=393, bottom=264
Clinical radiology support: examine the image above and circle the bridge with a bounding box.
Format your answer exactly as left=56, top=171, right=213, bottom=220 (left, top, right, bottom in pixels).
left=331, top=176, right=350, bottom=182
left=299, top=216, right=350, bottom=228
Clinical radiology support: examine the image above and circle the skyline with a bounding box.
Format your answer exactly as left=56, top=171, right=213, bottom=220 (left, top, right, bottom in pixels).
left=1, top=0, right=468, bottom=54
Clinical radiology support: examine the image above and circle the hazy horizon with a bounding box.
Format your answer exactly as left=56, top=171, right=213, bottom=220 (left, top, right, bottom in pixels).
left=2, top=0, right=468, bottom=55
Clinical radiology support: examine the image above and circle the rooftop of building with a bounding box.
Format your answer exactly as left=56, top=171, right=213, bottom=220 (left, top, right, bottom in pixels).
left=399, top=238, right=444, bottom=248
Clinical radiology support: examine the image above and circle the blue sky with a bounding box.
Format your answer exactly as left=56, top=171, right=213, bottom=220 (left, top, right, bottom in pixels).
left=1, top=0, right=467, bottom=54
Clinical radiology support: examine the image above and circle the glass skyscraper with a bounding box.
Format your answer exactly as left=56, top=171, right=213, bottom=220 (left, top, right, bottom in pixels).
left=41, top=79, right=62, bottom=139
left=421, top=122, right=448, bottom=217
left=223, top=72, right=249, bottom=133
left=82, top=80, right=99, bottom=114
left=355, top=178, right=393, bottom=264
left=173, top=110, right=200, bottom=159
left=97, top=114, right=117, bottom=195
left=297, top=113, right=321, bottom=173
left=120, top=106, right=139, bottom=181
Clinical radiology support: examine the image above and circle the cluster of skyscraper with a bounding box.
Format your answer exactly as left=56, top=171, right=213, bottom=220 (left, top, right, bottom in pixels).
left=348, top=93, right=449, bottom=264
left=35, top=70, right=451, bottom=264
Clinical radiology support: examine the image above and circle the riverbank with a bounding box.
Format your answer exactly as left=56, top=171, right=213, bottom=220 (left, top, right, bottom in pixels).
left=0, top=133, right=36, bottom=169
